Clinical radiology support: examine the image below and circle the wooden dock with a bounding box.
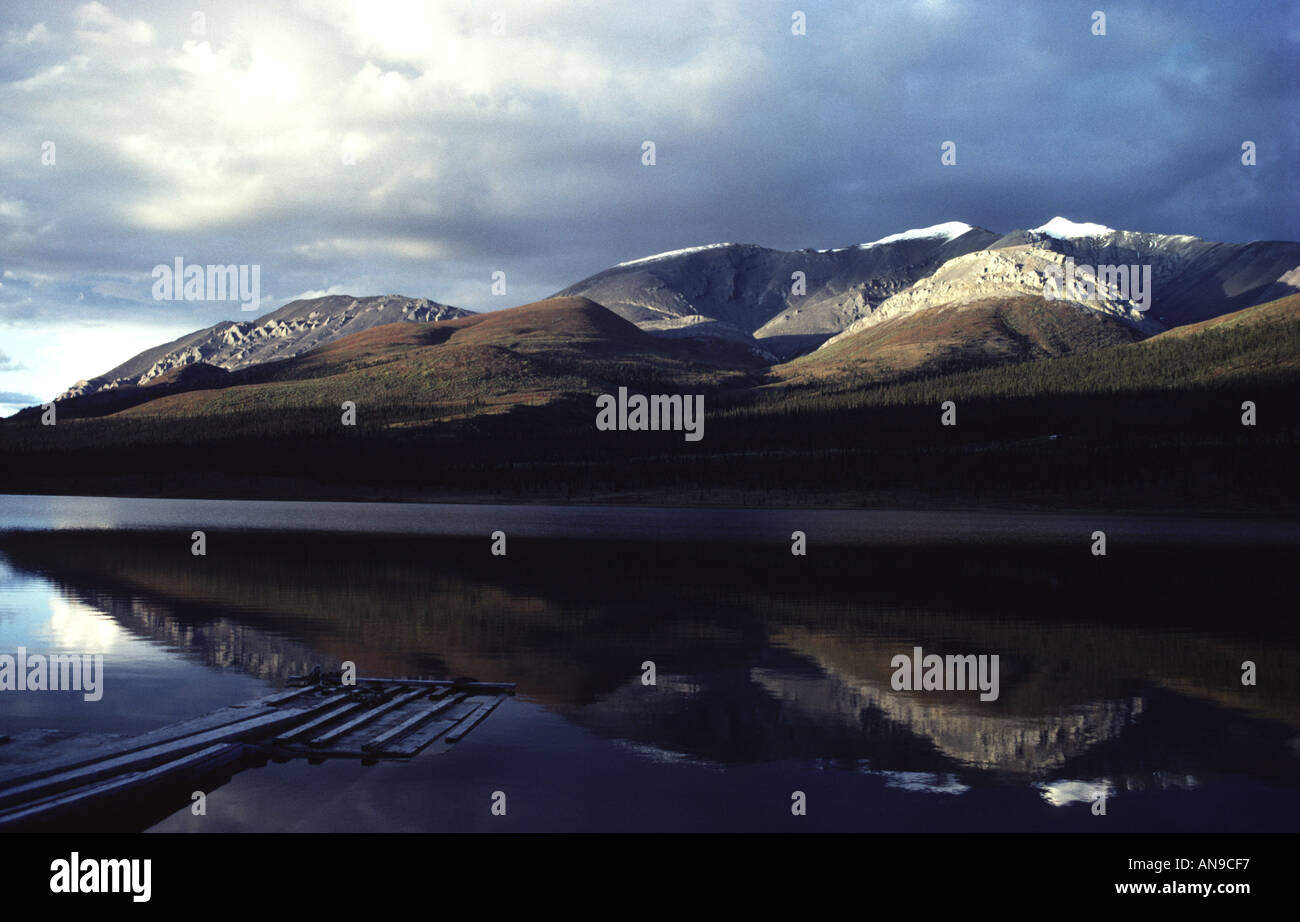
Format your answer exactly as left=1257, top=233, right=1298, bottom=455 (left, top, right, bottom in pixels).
left=0, top=676, right=514, bottom=831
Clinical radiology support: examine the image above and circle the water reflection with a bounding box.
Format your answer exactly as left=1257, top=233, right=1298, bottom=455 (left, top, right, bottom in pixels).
left=0, top=525, right=1296, bottom=830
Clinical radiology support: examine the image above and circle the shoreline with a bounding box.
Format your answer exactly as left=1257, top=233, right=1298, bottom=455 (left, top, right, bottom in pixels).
left=0, top=484, right=1296, bottom=520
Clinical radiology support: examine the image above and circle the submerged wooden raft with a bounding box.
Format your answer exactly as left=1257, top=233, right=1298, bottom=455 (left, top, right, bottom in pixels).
left=0, top=676, right=514, bottom=830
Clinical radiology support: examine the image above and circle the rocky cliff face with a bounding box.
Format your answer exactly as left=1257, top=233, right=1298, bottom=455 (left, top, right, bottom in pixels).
left=554, top=223, right=1002, bottom=360
left=60, top=294, right=471, bottom=398
left=820, top=219, right=1300, bottom=350
left=559, top=218, right=1300, bottom=362
left=821, top=245, right=1166, bottom=349
left=996, top=219, right=1300, bottom=326
left=55, top=220, right=1300, bottom=400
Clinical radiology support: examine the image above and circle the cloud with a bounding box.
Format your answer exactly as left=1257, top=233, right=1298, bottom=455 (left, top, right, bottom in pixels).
left=0, top=197, right=29, bottom=220
left=0, top=390, right=39, bottom=403
left=4, top=21, right=47, bottom=45
left=283, top=284, right=351, bottom=301
left=75, top=2, right=154, bottom=46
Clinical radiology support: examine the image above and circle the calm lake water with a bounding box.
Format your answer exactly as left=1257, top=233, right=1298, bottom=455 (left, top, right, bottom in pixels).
left=1, top=494, right=1297, bottom=832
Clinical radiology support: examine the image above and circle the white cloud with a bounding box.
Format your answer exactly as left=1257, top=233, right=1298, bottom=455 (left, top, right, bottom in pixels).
left=289, top=237, right=447, bottom=262
left=0, top=320, right=197, bottom=404
left=5, top=22, right=48, bottom=45
left=283, top=284, right=351, bottom=301
left=75, top=2, right=154, bottom=45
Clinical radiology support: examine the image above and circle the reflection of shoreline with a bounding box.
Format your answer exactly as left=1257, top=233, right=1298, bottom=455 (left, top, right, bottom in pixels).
left=749, top=665, right=1143, bottom=775
left=3, top=495, right=1300, bottom=543
left=1, top=531, right=1296, bottom=791
left=762, top=625, right=1148, bottom=774
left=555, top=661, right=1143, bottom=777
left=69, top=587, right=325, bottom=687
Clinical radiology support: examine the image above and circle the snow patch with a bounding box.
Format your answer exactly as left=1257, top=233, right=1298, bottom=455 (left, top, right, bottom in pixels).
left=860, top=221, right=974, bottom=248
left=814, top=221, right=974, bottom=254
left=1034, top=779, right=1114, bottom=807
left=1032, top=216, right=1115, bottom=239
left=615, top=243, right=737, bottom=268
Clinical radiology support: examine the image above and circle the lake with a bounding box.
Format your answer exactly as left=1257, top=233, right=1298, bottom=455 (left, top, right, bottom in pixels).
left=1, top=494, right=1296, bottom=832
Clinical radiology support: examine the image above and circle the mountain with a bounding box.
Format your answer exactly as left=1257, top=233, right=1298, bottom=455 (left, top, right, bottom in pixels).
left=6, top=292, right=1297, bottom=510
left=59, top=294, right=472, bottom=398
left=780, top=293, right=1148, bottom=388
left=38, top=296, right=755, bottom=426
left=47, top=218, right=1300, bottom=409
left=991, top=217, right=1300, bottom=326
left=553, top=223, right=1001, bottom=360
left=816, top=243, right=1164, bottom=361
left=813, top=218, right=1300, bottom=366
left=555, top=217, right=1299, bottom=364
left=817, top=290, right=1300, bottom=401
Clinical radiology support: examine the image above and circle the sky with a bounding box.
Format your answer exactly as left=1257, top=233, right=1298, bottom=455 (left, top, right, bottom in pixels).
left=1, top=0, right=1297, bottom=413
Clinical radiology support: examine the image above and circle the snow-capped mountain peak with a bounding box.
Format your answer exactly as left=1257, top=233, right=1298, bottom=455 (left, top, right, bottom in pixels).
left=862, top=221, right=974, bottom=248
left=1032, top=217, right=1116, bottom=239
left=615, top=243, right=738, bottom=268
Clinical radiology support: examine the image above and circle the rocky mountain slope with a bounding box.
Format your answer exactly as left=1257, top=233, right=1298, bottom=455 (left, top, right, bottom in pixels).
left=60, top=294, right=471, bottom=398
left=52, top=218, right=1300, bottom=404
left=553, top=223, right=1001, bottom=360
left=37, top=296, right=756, bottom=426
left=557, top=218, right=1300, bottom=363
left=991, top=218, right=1300, bottom=326
left=817, top=218, right=1299, bottom=355
left=781, top=294, right=1148, bottom=388
left=7, top=293, right=1297, bottom=510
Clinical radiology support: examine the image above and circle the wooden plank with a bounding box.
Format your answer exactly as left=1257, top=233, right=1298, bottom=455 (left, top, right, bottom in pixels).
left=362, top=693, right=462, bottom=751
left=270, top=699, right=367, bottom=744
left=0, top=702, right=338, bottom=809
left=0, top=676, right=521, bottom=817
left=382, top=699, right=478, bottom=758
left=308, top=688, right=428, bottom=747
left=0, top=690, right=332, bottom=789
left=379, top=718, right=459, bottom=758
left=0, top=743, right=243, bottom=829
left=444, top=695, right=507, bottom=743
left=260, top=685, right=322, bottom=706
left=0, top=714, right=238, bottom=788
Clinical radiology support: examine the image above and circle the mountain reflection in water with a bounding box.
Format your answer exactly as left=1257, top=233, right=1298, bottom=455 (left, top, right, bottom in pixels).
left=0, top=519, right=1295, bottom=832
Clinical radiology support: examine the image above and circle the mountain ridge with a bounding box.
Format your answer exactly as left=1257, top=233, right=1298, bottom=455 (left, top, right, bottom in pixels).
left=554, top=224, right=1002, bottom=360
left=48, top=218, right=1300, bottom=406
left=60, top=294, right=472, bottom=399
